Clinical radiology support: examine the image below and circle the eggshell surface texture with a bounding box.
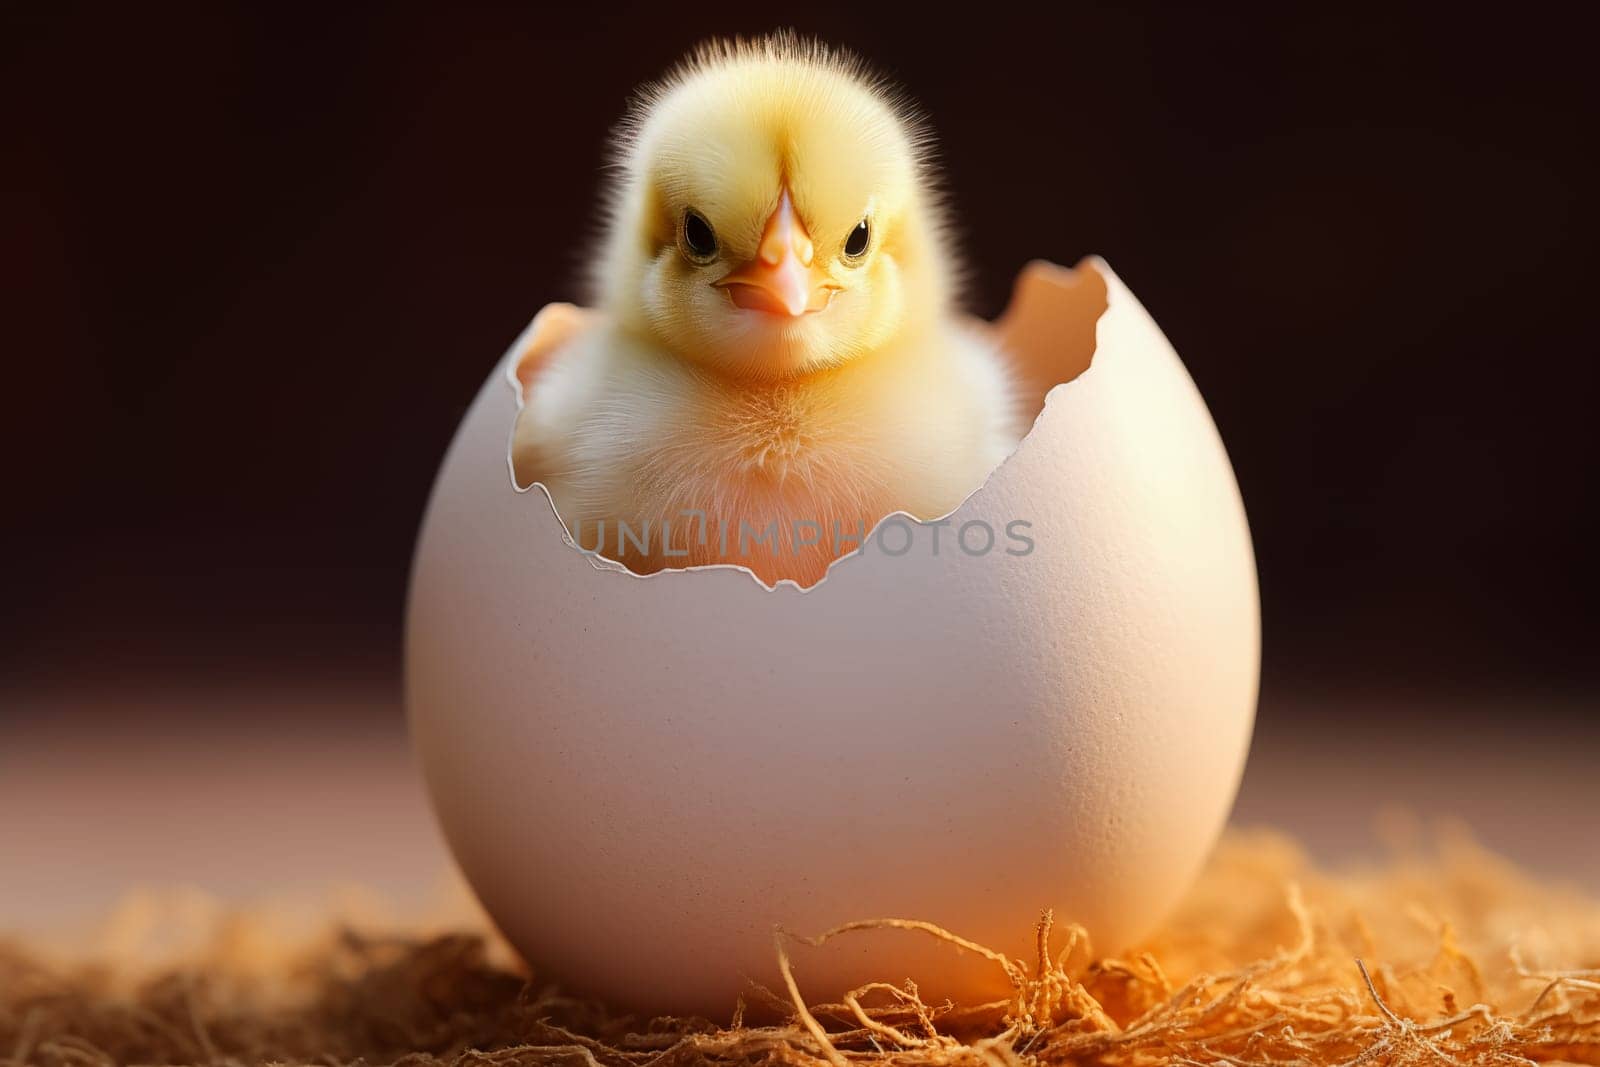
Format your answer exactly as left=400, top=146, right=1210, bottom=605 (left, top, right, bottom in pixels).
left=406, top=258, right=1259, bottom=1018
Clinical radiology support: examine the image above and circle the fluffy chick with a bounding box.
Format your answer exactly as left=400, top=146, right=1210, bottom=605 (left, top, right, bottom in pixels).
left=515, top=36, right=1020, bottom=588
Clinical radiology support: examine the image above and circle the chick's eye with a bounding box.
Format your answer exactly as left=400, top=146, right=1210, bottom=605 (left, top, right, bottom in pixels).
left=844, top=218, right=870, bottom=259
left=682, top=210, right=718, bottom=261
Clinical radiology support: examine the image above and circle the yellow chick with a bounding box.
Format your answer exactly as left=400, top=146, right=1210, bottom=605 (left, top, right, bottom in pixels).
left=514, top=35, right=1020, bottom=587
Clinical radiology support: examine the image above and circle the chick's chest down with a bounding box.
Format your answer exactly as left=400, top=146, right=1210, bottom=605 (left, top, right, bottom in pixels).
left=514, top=317, right=1016, bottom=587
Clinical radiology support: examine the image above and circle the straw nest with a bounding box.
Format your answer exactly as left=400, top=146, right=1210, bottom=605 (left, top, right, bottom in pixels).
left=3, top=830, right=1597, bottom=1067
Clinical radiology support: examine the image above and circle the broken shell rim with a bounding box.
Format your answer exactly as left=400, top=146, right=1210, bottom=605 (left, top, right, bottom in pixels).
left=499, top=256, right=1114, bottom=594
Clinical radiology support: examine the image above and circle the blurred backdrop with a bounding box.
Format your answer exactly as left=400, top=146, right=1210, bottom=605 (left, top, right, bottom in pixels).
left=3, top=3, right=1596, bottom=926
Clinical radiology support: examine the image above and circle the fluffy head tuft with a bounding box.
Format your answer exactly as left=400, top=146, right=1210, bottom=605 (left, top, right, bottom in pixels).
left=593, top=34, right=958, bottom=379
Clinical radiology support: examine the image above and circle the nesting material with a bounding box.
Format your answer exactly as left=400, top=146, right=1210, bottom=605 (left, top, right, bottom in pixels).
left=2, top=831, right=1597, bottom=1067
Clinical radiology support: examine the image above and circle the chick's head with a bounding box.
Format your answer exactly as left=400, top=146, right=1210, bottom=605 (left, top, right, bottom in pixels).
left=595, top=37, right=953, bottom=379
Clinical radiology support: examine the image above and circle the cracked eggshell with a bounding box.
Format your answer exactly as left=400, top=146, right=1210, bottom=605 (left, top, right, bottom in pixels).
left=406, top=258, right=1259, bottom=1018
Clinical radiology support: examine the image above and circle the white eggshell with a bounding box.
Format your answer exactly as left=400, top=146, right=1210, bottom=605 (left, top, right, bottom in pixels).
left=407, top=258, right=1258, bottom=1017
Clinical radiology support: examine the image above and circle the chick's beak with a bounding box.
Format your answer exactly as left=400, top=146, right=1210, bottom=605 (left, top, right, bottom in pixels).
left=714, top=189, right=836, bottom=317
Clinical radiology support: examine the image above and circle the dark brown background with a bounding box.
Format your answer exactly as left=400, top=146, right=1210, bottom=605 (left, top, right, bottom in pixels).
left=3, top=3, right=1599, bottom=932
left=4, top=3, right=1595, bottom=706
